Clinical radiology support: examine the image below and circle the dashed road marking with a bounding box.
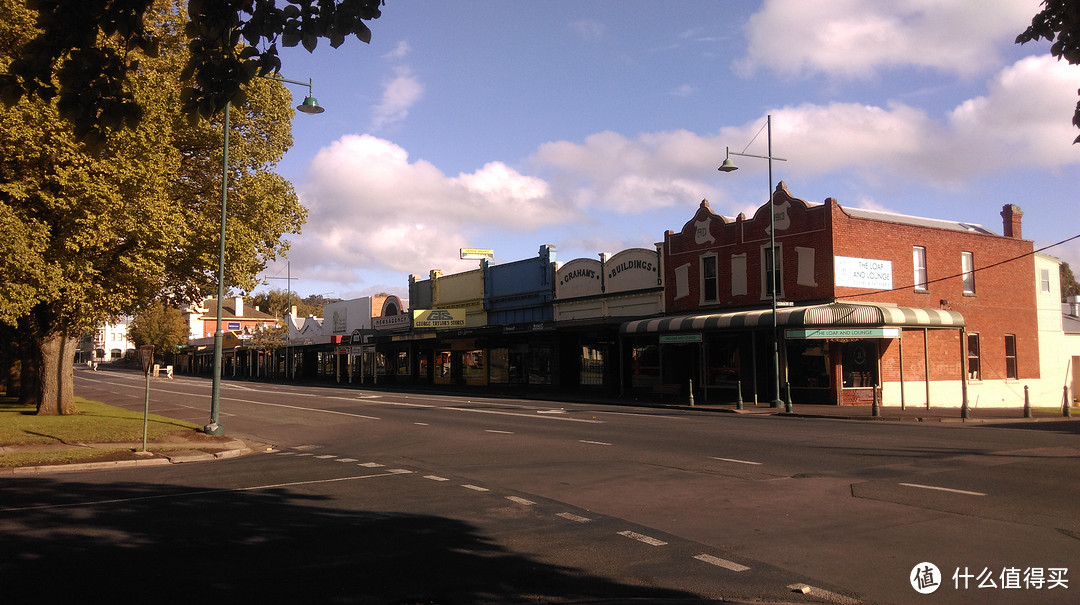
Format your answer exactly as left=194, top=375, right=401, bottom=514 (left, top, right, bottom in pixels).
left=709, top=456, right=762, bottom=466
left=314, top=455, right=337, bottom=459
left=295, top=453, right=313, bottom=457
left=414, top=422, right=429, bottom=426
left=579, top=440, right=612, bottom=446
left=388, top=469, right=413, bottom=475
left=618, top=530, right=667, bottom=546
left=423, top=475, right=449, bottom=482
left=557, top=512, right=592, bottom=523
left=506, top=496, right=536, bottom=506
left=485, top=429, right=514, bottom=434
left=336, top=458, right=358, bottom=463
left=462, top=484, right=490, bottom=492
left=899, top=482, right=986, bottom=496
left=694, top=553, right=750, bottom=572
left=358, top=462, right=384, bottom=468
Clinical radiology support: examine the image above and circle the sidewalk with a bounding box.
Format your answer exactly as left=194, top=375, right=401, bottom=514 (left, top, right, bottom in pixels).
left=0, top=438, right=255, bottom=476
left=669, top=400, right=1079, bottom=423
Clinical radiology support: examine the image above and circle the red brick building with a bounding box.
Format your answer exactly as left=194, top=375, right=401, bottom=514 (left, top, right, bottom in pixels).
left=622, top=182, right=1037, bottom=407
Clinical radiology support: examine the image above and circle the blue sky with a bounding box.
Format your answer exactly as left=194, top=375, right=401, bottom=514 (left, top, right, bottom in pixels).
left=254, top=0, right=1080, bottom=303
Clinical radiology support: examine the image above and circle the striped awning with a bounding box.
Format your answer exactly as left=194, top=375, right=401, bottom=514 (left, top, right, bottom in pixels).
left=620, top=302, right=964, bottom=335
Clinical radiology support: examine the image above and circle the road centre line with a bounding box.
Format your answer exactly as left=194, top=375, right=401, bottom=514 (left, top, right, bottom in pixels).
left=694, top=553, right=750, bottom=572
left=485, top=429, right=514, bottom=434
left=557, top=512, right=592, bottom=523
left=618, top=530, right=667, bottom=546
left=424, top=475, right=449, bottom=482
left=1, top=472, right=412, bottom=513
left=579, top=440, right=613, bottom=446
left=462, top=484, right=490, bottom=492
left=506, top=496, right=536, bottom=506
left=709, top=456, right=763, bottom=466
left=899, top=482, right=987, bottom=496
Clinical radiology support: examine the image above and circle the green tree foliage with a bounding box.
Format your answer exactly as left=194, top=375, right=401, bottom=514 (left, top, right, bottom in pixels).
left=127, top=303, right=188, bottom=362
left=0, top=0, right=383, bottom=147
left=1017, top=0, right=1080, bottom=143
left=0, top=0, right=305, bottom=414
left=250, top=289, right=338, bottom=320
left=1062, top=262, right=1080, bottom=300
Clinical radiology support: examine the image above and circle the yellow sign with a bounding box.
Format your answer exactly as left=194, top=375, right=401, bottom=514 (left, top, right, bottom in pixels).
left=413, top=309, right=466, bottom=328
left=459, top=248, right=494, bottom=260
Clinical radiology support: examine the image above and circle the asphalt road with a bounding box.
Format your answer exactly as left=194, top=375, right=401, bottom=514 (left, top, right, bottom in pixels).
left=3, top=367, right=1078, bottom=604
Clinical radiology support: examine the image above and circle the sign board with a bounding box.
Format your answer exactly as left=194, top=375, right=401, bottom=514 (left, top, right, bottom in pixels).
left=459, top=248, right=494, bottom=260
left=227, top=321, right=242, bottom=331
left=139, top=345, right=155, bottom=376
left=413, top=309, right=466, bottom=329
left=834, top=256, right=893, bottom=290
left=373, top=313, right=411, bottom=331
left=786, top=328, right=900, bottom=339
left=660, top=333, right=702, bottom=343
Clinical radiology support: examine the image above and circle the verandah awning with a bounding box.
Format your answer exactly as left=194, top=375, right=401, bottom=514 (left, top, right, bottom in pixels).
left=619, top=302, right=964, bottom=335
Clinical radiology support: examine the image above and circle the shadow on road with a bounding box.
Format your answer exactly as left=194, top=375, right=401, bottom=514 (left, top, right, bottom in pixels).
left=2, top=478, right=714, bottom=604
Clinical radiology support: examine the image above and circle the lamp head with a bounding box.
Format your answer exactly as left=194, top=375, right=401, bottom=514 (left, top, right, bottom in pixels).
left=297, top=96, right=325, bottom=114
left=717, top=146, right=738, bottom=172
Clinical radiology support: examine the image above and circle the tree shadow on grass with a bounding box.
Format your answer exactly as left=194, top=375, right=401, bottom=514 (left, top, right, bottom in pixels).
left=1, top=478, right=713, bottom=604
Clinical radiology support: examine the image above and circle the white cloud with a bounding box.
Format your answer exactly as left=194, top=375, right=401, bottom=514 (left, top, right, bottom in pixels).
left=371, top=66, right=424, bottom=130
left=292, top=135, right=565, bottom=282
left=382, top=40, right=411, bottom=60
left=738, top=0, right=1041, bottom=78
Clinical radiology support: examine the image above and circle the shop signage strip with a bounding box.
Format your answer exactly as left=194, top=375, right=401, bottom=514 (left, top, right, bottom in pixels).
left=660, top=333, right=703, bottom=343
left=786, top=328, right=900, bottom=339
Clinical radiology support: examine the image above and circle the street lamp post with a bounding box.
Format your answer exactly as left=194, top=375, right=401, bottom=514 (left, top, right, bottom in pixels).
left=718, top=114, right=790, bottom=412
left=205, top=76, right=324, bottom=436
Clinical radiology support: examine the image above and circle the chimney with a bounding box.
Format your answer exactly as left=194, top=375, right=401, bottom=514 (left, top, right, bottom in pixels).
left=1001, top=204, right=1023, bottom=239
left=234, top=296, right=244, bottom=317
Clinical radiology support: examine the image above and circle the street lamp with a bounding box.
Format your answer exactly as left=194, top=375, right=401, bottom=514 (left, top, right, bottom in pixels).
left=205, top=75, right=325, bottom=436
left=718, top=114, right=790, bottom=412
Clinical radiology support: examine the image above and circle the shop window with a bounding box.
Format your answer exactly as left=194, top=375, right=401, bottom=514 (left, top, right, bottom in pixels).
left=396, top=351, right=410, bottom=376
left=1005, top=334, right=1017, bottom=380
left=913, top=246, right=927, bottom=291
left=489, top=348, right=509, bottom=383
left=375, top=351, right=388, bottom=376
left=967, top=334, right=981, bottom=381
left=962, top=251, right=975, bottom=294
left=789, top=340, right=831, bottom=388
left=462, top=349, right=485, bottom=383
left=700, top=255, right=718, bottom=303
left=434, top=350, right=453, bottom=384
left=841, top=341, right=877, bottom=388
left=528, top=345, right=553, bottom=384
left=705, top=338, right=740, bottom=386
left=730, top=254, right=747, bottom=296
left=580, top=345, right=604, bottom=386
left=631, top=344, right=660, bottom=387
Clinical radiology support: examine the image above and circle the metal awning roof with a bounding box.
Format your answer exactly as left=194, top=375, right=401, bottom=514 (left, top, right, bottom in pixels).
left=620, top=303, right=964, bottom=335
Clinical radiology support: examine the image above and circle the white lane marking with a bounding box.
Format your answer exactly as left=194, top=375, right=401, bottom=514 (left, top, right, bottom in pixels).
left=506, top=496, right=536, bottom=506
left=709, top=456, right=763, bottom=466
left=536, top=409, right=566, bottom=415
left=273, top=451, right=296, bottom=456
left=579, top=440, right=612, bottom=446
left=388, top=469, right=413, bottom=475
left=414, top=422, right=429, bottom=426
left=694, top=554, right=750, bottom=572
left=295, top=453, right=313, bottom=457
left=618, top=530, right=667, bottom=546
left=485, top=429, right=514, bottom=434
left=786, top=584, right=860, bottom=605
left=2, top=472, right=412, bottom=512
left=557, top=512, right=592, bottom=523
left=462, top=484, right=490, bottom=492
left=358, top=462, right=384, bottom=468
left=424, top=475, right=449, bottom=482
left=336, top=458, right=358, bottom=463
left=218, top=398, right=381, bottom=420
left=899, top=482, right=986, bottom=496
left=314, top=455, right=337, bottom=459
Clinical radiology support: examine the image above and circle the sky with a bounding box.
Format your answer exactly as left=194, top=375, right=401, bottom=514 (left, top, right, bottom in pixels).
left=253, top=0, right=1080, bottom=304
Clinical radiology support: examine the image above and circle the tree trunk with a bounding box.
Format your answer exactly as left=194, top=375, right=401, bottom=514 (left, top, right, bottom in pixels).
left=35, top=329, right=79, bottom=415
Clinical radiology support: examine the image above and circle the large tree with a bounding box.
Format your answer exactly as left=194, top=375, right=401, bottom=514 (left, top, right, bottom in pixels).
left=0, top=0, right=305, bottom=414
left=127, top=302, right=188, bottom=363
left=1, top=0, right=383, bottom=147
left=1062, top=262, right=1080, bottom=300
left=1018, top=0, right=1080, bottom=143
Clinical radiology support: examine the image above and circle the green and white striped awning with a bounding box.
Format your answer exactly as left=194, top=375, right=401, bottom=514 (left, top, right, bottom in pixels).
left=620, top=302, right=964, bottom=335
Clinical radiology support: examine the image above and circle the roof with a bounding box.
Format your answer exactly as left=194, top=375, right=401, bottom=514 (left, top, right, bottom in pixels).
left=620, top=302, right=964, bottom=334
left=842, top=207, right=995, bottom=235
left=202, top=298, right=276, bottom=321
left=1064, top=304, right=1080, bottom=334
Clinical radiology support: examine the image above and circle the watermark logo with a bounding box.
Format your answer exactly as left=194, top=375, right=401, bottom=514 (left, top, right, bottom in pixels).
left=911, top=562, right=942, bottom=594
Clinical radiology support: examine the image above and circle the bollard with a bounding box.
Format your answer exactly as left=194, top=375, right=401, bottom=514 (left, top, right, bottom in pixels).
left=688, top=379, right=694, bottom=406
left=736, top=380, right=744, bottom=410
left=1065, top=386, right=1072, bottom=418
left=1024, top=385, right=1031, bottom=418
left=785, top=381, right=793, bottom=413
left=872, top=387, right=880, bottom=417
left=961, top=397, right=969, bottom=419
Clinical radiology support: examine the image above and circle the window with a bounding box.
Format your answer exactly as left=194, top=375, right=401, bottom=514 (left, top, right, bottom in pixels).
left=913, top=246, right=927, bottom=291
left=967, top=333, right=981, bottom=381
left=1005, top=334, right=1017, bottom=379
left=962, top=251, right=975, bottom=294
left=700, top=255, right=718, bottom=303
left=761, top=244, right=783, bottom=299
left=730, top=254, right=747, bottom=296
left=1040, top=269, right=1051, bottom=294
